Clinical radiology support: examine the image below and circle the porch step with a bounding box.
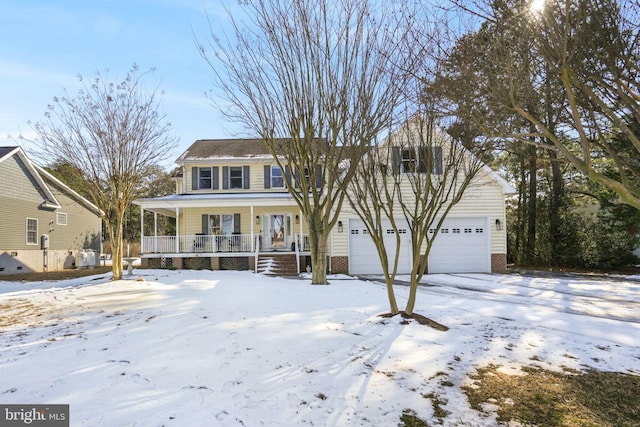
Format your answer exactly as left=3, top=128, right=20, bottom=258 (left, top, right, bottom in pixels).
left=257, top=254, right=300, bottom=276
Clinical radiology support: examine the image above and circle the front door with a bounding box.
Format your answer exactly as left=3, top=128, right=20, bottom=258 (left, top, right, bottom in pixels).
left=271, top=214, right=286, bottom=248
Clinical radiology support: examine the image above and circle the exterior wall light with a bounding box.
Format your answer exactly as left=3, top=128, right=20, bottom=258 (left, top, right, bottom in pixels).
left=495, top=218, right=502, bottom=230
left=256, top=216, right=260, bottom=225
left=295, top=214, right=300, bottom=224
left=338, top=220, right=343, bottom=232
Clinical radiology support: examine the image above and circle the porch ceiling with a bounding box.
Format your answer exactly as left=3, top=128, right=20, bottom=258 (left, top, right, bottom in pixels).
left=134, top=192, right=299, bottom=215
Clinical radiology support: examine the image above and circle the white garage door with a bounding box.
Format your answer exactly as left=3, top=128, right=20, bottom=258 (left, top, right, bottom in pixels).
left=348, top=219, right=412, bottom=275
left=428, top=217, right=490, bottom=273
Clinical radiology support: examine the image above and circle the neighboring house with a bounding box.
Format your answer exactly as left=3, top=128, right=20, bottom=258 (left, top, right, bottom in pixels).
left=0, top=146, right=102, bottom=275
left=134, top=132, right=516, bottom=275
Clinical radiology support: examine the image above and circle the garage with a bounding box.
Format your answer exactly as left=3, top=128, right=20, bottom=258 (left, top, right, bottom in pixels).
left=348, top=219, right=412, bottom=275
left=427, top=217, right=490, bottom=273
left=348, top=216, right=491, bottom=275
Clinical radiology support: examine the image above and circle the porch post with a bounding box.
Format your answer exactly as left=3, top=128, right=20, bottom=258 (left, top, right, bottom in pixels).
left=140, top=207, right=145, bottom=254
left=153, top=212, right=158, bottom=253
left=299, top=209, right=303, bottom=249
left=250, top=205, right=255, bottom=252
left=175, top=207, right=180, bottom=253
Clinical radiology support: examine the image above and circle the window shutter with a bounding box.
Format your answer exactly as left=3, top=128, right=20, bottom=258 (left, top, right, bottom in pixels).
left=284, top=165, right=292, bottom=186
left=192, top=168, right=198, bottom=190
left=234, top=214, right=241, bottom=233
left=202, top=214, right=208, bottom=234
left=264, top=165, right=271, bottom=189
left=391, top=147, right=401, bottom=175
left=243, top=165, right=250, bottom=189
left=433, top=146, right=443, bottom=174
left=222, top=166, right=229, bottom=189
left=294, top=168, right=301, bottom=188
left=315, top=165, right=322, bottom=188
left=419, top=148, right=429, bottom=174
left=212, top=167, right=219, bottom=190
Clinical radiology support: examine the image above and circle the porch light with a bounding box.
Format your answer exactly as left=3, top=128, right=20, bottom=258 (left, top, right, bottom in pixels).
left=495, top=218, right=502, bottom=230
left=295, top=214, right=300, bottom=224
left=256, top=216, right=260, bottom=225
left=338, top=221, right=343, bottom=232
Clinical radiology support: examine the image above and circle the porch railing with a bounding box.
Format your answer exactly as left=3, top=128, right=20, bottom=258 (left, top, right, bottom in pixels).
left=142, top=233, right=310, bottom=254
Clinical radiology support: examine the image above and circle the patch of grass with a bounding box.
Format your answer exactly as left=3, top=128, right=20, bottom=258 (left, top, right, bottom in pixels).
left=462, top=365, right=640, bottom=426
left=421, top=392, right=450, bottom=422
left=400, top=409, right=430, bottom=427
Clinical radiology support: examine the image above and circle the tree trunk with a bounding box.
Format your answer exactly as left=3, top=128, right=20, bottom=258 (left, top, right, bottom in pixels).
left=385, top=278, right=399, bottom=314
left=308, top=219, right=328, bottom=285
left=111, top=218, right=124, bottom=281
left=525, top=144, right=537, bottom=264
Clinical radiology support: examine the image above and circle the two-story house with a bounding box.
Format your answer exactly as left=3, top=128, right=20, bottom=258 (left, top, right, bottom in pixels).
left=134, top=132, right=516, bottom=275
left=0, top=146, right=102, bottom=275
left=134, top=139, right=315, bottom=274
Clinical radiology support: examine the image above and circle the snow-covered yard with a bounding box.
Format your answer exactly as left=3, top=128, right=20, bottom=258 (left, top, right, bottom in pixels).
left=0, top=269, right=639, bottom=426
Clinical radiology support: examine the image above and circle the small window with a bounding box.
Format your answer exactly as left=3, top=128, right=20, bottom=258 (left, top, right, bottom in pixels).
left=441, top=228, right=449, bottom=234
left=229, top=167, right=243, bottom=189
left=429, top=228, right=436, bottom=234
left=476, top=228, right=484, bottom=233
left=398, top=229, right=407, bottom=234
left=351, top=229, right=359, bottom=235
left=453, top=228, right=460, bottom=234
left=26, top=218, right=38, bottom=245
left=56, top=212, right=68, bottom=226
left=464, top=228, right=472, bottom=233
left=271, top=166, right=284, bottom=188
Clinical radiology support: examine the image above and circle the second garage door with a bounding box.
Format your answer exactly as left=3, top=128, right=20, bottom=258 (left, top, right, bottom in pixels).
left=348, top=217, right=491, bottom=275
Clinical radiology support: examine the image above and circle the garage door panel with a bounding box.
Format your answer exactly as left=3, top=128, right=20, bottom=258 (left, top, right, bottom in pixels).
left=428, top=217, right=489, bottom=274
left=349, top=219, right=411, bottom=275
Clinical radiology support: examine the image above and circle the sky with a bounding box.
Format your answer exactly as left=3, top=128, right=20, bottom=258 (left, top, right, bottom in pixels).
left=0, top=269, right=638, bottom=425
left=0, top=0, right=246, bottom=168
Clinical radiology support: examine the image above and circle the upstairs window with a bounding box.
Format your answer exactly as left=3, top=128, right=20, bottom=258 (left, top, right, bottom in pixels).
left=192, top=167, right=218, bottom=190
left=223, top=166, right=250, bottom=190
left=199, top=167, right=213, bottom=189
left=229, top=167, right=243, bottom=189
left=394, top=146, right=443, bottom=175
left=271, top=166, right=284, bottom=188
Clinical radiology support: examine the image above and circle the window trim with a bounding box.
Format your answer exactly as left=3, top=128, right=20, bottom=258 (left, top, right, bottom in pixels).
left=271, top=166, right=284, bottom=189
left=229, top=166, right=244, bottom=189
left=56, top=212, right=68, bottom=226
left=26, top=218, right=38, bottom=245
left=198, top=167, right=213, bottom=190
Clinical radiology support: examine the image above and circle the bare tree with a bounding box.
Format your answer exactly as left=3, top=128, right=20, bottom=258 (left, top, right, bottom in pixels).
left=347, top=111, right=485, bottom=319
left=30, top=65, right=176, bottom=280
left=197, top=0, right=417, bottom=284
left=444, top=0, right=640, bottom=210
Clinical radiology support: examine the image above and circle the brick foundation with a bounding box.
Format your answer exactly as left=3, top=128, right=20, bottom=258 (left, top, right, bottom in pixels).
left=491, top=253, right=507, bottom=273
left=331, top=256, right=349, bottom=274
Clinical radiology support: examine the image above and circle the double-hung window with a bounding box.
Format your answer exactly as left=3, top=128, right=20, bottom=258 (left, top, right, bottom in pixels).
left=396, top=146, right=443, bottom=174
left=209, top=214, right=234, bottom=235
left=229, top=167, right=243, bottom=189
left=199, top=167, right=213, bottom=189
left=271, top=166, right=284, bottom=188
left=26, top=218, right=38, bottom=245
